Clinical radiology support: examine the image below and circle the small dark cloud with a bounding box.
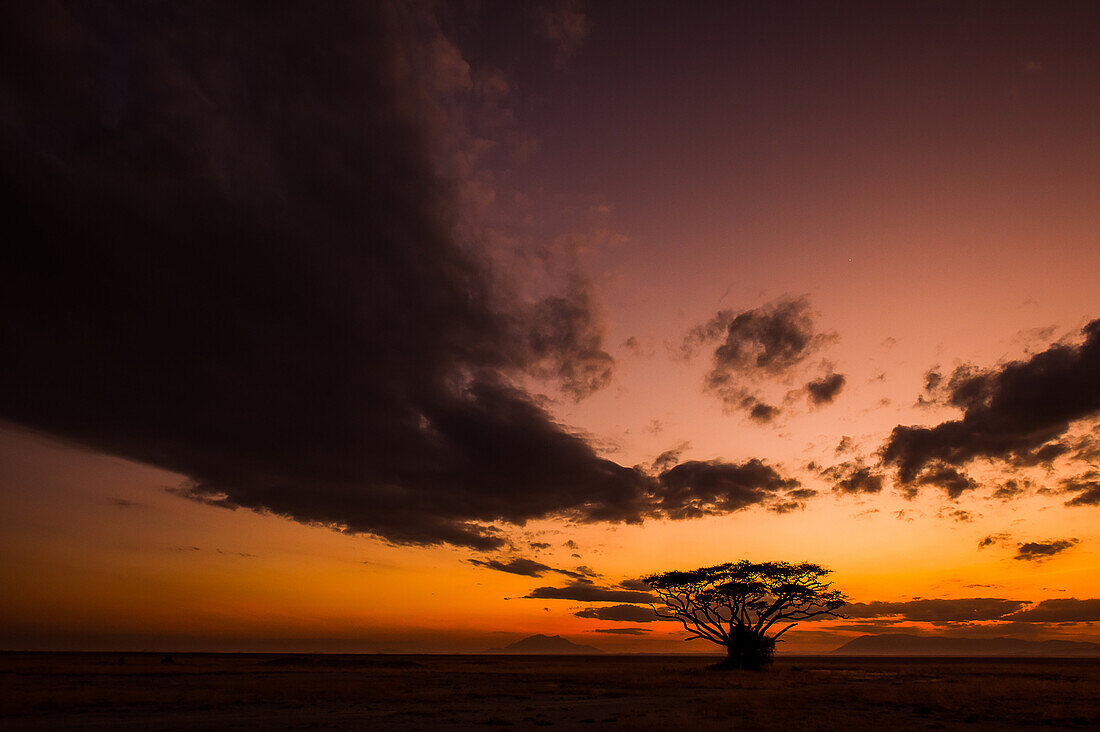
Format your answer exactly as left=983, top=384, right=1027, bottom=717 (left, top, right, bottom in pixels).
left=768, top=500, right=804, bottom=514
left=909, top=463, right=979, bottom=500
left=617, top=578, right=651, bottom=592
left=529, top=542, right=551, bottom=550
left=946, top=509, right=974, bottom=523
left=747, top=400, right=780, bottom=423
left=525, top=581, right=656, bottom=603
left=172, top=546, right=201, bottom=552
left=992, top=479, right=1031, bottom=500
left=805, top=372, right=846, bottom=406
left=1062, top=473, right=1100, bottom=507
left=683, top=297, right=835, bottom=419
left=835, top=436, right=853, bottom=455
left=469, top=556, right=594, bottom=579
left=469, top=557, right=554, bottom=577
left=651, top=459, right=799, bottom=519
left=882, top=320, right=1100, bottom=492
left=589, top=627, right=650, bottom=635
left=843, top=598, right=1029, bottom=622
left=574, top=604, right=665, bottom=622
left=821, top=461, right=884, bottom=495
left=1014, top=539, right=1078, bottom=562
left=650, top=443, right=689, bottom=472
left=978, top=533, right=1010, bottom=549
left=110, top=498, right=142, bottom=508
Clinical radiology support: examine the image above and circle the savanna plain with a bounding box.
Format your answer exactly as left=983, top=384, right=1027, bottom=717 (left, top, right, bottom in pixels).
left=1, top=653, right=1098, bottom=731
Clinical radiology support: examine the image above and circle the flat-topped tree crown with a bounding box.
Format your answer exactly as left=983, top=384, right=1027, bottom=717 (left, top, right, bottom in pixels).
left=644, top=560, right=847, bottom=670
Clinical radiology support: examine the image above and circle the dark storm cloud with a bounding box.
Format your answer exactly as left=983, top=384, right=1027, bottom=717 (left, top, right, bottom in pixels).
left=683, top=297, right=836, bottom=418
left=1005, top=599, right=1100, bottom=622
left=881, top=320, right=1100, bottom=490
left=842, top=598, right=1029, bottom=622
left=524, top=581, right=656, bottom=603
left=821, top=462, right=885, bottom=495
left=574, top=605, right=666, bottom=622
left=590, top=627, right=650, bottom=635
left=1014, top=539, right=1078, bottom=562
left=805, top=372, right=846, bottom=406
left=0, top=3, right=812, bottom=550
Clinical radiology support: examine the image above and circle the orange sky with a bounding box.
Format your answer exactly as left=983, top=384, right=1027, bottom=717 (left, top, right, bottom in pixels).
left=1, top=2, right=1098, bottom=653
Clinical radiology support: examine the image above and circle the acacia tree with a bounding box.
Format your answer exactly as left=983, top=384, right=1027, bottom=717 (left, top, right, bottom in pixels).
left=644, top=560, right=847, bottom=670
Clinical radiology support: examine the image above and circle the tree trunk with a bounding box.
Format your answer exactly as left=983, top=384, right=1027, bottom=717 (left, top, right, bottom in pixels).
left=712, top=632, right=776, bottom=671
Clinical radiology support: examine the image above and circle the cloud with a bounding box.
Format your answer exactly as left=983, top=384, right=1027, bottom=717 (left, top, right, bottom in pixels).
left=531, top=0, right=592, bottom=69
left=0, top=3, right=806, bottom=551
left=908, top=463, right=979, bottom=500
left=524, top=581, right=656, bottom=603
left=468, top=557, right=554, bottom=577
left=992, top=479, right=1031, bottom=500
left=650, top=459, right=800, bottom=520
left=589, top=628, right=650, bottom=635
left=1014, top=539, right=1079, bottom=562
left=821, top=461, right=885, bottom=495
left=683, top=297, right=835, bottom=419
left=470, top=556, right=597, bottom=579
left=1062, top=474, right=1100, bottom=507
left=805, top=372, right=846, bottom=406
left=650, top=443, right=689, bottom=472
left=574, top=604, right=664, bottom=622
left=842, top=598, right=1030, bottom=622
left=978, top=533, right=1010, bottom=549
left=881, top=319, right=1100, bottom=490
left=529, top=542, right=551, bottom=550
left=1004, top=598, right=1100, bottom=622
left=523, top=280, right=615, bottom=401
left=616, top=578, right=652, bottom=592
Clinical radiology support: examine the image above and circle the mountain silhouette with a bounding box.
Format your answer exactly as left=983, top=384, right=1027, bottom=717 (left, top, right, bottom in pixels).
left=833, top=633, right=1100, bottom=656
left=489, top=634, right=604, bottom=654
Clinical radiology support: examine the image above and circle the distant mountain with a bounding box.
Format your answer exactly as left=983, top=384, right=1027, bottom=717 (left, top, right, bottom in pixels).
left=489, top=634, right=604, bottom=654
left=833, top=633, right=1100, bottom=657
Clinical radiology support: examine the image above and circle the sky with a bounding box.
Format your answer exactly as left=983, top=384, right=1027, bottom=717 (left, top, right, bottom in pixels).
left=1, top=1, right=1098, bottom=654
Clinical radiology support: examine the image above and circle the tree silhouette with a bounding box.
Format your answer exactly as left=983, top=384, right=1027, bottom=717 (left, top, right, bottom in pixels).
left=644, top=560, right=847, bottom=670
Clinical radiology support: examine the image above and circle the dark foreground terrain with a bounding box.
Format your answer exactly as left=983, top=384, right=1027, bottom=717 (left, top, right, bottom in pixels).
left=1, top=653, right=1098, bottom=730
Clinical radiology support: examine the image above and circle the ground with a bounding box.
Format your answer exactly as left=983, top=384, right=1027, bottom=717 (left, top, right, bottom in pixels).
left=1, top=653, right=1098, bottom=730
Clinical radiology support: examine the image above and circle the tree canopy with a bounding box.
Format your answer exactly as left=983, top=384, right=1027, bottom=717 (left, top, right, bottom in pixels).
left=644, top=560, right=847, bottom=669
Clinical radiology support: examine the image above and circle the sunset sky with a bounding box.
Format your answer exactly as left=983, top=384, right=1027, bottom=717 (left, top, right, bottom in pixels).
left=2, top=1, right=1098, bottom=654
